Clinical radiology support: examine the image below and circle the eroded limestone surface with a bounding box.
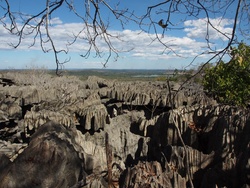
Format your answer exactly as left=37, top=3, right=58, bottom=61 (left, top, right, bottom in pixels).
left=0, top=72, right=249, bottom=188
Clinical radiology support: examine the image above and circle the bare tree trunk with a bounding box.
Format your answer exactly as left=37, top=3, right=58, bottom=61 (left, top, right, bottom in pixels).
left=167, top=78, right=194, bottom=188
left=172, top=115, right=194, bottom=188
left=105, top=132, right=113, bottom=188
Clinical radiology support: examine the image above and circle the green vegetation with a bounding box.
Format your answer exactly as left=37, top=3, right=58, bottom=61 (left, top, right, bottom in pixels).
left=64, top=69, right=196, bottom=82
left=163, top=69, right=195, bottom=82
left=64, top=69, right=168, bottom=82
left=203, top=43, right=250, bottom=106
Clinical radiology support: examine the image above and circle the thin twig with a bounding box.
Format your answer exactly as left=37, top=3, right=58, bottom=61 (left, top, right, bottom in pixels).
left=105, top=132, right=113, bottom=188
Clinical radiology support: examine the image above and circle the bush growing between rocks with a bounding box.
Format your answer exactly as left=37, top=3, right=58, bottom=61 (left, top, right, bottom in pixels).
left=203, top=43, right=250, bottom=107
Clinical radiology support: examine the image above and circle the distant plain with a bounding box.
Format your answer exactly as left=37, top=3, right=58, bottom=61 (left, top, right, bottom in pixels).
left=64, top=69, right=173, bottom=81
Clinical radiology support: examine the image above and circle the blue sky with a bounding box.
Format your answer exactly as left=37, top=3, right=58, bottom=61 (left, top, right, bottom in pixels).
left=0, top=0, right=243, bottom=70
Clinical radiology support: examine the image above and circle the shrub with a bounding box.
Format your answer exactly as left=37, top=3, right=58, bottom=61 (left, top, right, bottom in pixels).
left=203, top=43, right=250, bottom=106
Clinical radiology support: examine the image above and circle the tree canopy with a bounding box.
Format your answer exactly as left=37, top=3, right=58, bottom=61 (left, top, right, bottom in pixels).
left=0, top=0, right=249, bottom=74
left=203, top=43, right=250, bottom=106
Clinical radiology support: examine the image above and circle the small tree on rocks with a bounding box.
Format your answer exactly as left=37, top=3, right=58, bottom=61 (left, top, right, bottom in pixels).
left=203, top=43, right=250, bottom=106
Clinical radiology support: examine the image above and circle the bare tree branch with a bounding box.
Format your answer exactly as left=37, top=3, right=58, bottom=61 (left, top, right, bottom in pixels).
left=139, top=0, right=247, bottom=71
left=0, top=0, right=137, bottom=73
left=0, top=0, right=249, bottom=73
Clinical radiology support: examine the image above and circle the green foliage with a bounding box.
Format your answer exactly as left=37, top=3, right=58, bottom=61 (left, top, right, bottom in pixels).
left=203, top=43, right=250, bottom=106
left=166, top=69, right=195, bottom=82
left=155, top=76, right=167, bottom=81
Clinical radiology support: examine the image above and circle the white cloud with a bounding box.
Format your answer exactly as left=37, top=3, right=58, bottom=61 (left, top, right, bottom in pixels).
left=184, top=17, right=233, bottom=41
left=50, top=17, right=63, bottom=25
left=0, top=17, right=232, bottom=66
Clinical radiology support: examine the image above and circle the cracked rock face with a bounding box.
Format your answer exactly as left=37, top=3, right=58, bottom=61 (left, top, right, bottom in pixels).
left=0, top=121, right=85, bottom=188
left=0, top=71, right=249, bottom=188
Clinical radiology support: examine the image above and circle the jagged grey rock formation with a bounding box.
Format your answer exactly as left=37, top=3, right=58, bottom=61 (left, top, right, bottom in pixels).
left=0, top=121, right=86, bottom=188
left=0, top=71, right=249, bottom=188
left=120, top=161, right=187, bottom=188
left=0, top=141, right=27, bottom=161
left=0, top=92, right=22, bottom=122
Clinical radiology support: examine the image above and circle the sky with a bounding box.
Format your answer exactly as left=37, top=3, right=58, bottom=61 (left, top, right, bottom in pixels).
left=0, top=0, right=245, bottom=70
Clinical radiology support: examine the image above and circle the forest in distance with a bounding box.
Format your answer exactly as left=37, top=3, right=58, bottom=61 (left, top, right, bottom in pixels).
left=65, top=69, right=176, bottom=81
left=1, top=68, right=189, bottom=81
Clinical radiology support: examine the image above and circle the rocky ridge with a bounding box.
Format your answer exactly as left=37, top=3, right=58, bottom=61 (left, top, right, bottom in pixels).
left=0, top=71, right=249, bottom=188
